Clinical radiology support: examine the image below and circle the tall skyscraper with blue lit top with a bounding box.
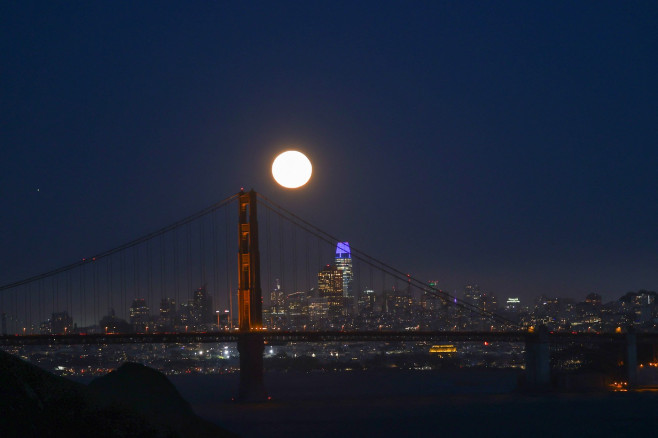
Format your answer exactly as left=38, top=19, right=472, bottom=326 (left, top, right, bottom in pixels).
left=335, top=242, right=353, bottom=301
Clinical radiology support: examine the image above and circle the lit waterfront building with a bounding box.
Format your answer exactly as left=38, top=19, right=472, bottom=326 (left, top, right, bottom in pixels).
left=429, top=344, right=457, bottom=357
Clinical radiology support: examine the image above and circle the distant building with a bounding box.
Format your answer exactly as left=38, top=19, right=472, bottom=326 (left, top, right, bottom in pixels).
left=309, top=297, right=329, bottom=323
left=480, top=291, right=498, bottom=313
left=158, top=298, right=177, bottom=330
left=270, top=278, right=285, bottom=314
left=429, top=344, right=457, bottom=358
left=318, top=264, right=344, bottom=316
left=335, top=242, right=353, bottom=299
left=99, top=309, right=131, bottom=334
left=50, top=311, right=73, bottom=334
left=383, top=287, right=412, bottom=316
left=179, top=302, right=192, bottom=327
left=505, top=297, right=520, bottom=312
left=358, top=289, right=376, bottom=313
left=464, top=283, right=480, bottom=307
left=286, top=291, right=309, bottom=328
left=585, top=293, right=602, bottom=306
left=421, top=292, right=442, bottom=311
left=129, top=298, right=149, bottom=332
left=192, top=286, right=213, bottom=326
left=421, top=281, right=444, bottom=311
left=335, top=242, right=354, bottom=315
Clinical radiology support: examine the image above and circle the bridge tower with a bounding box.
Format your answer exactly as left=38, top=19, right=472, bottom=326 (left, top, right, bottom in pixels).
left=237, top=189, right=267, bottom=400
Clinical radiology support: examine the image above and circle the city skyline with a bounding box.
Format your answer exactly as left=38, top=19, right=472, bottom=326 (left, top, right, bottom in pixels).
left=2, top=3, right=657, bottom=304
left=6, top=230, right=655, bottom=337
left=1, top=183, right=655, bottom=337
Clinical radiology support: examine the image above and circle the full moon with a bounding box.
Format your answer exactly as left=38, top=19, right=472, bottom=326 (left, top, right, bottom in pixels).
left=272, top=150, right=312, bottom=188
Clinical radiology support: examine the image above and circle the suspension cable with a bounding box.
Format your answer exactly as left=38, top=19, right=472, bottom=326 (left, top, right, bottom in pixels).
left=257, top=193, right=519, bottom=328
left=0, top=192, right=240, bottom=293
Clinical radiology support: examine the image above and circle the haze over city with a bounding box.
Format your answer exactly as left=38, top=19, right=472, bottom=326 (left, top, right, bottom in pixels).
left=2, top=2, right=657, bottom=304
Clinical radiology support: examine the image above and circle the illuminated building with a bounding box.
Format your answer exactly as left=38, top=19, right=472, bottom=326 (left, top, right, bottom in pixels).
left=429, top=344, right=457, bottom=358
left=158, top=298, right=177, bottom=330
left=335, top=242, right=354, bottom=306
left=383, top=287, right=412, bottom=316
left=99, top=309, right=131, bottom=334
left=192, top=286, right=213, bottom=325
left=175, top=286, right=213, bottom=329
left=270, top=278, right=285, bottom=314
left=464, top=283, right=480, bottom=307
left=50, top=311, right=73, bottom=334
left=480, top=291, right=498, bottom=313
left=585, top=293, right=602, bottom=306
left=505, top=297, right=520, bottom=311
left=309, top=297, right=329, bottom=322
left=318, top=264, right=344, bottom=316
left=421, top=281, right=443, bottom=311
left=463, top=283, right=499, bottom=329
left=286, top=291, right=309, bottom=328
left=420, top=292, right=441, bottom=311
left=358, top=289, right=376, bottom=313
left=129, top=298, right=149, bottom=332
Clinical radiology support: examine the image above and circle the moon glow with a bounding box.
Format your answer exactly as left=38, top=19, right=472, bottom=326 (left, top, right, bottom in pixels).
left=272, top=151, right=312, bottom=188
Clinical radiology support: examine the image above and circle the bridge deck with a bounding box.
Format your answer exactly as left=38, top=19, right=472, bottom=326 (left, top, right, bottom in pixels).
left=1, top=330, right=651, bottom=346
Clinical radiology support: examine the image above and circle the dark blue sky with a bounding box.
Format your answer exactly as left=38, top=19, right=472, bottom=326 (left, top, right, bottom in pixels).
left=2, top=1, right=657, bottom=303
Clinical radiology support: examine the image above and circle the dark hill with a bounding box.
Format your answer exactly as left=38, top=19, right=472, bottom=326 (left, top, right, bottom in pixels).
left=0, top=351, right=237, bottom=438
left=89, top=362, right=236, bottom=438
left=0, top=348, right=92, bottom=437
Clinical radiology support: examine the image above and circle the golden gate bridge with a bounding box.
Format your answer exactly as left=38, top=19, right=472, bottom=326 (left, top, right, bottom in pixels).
left=0, top=189, right=649, bottom=398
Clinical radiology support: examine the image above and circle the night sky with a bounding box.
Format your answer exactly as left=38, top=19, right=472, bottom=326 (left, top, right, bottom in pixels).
left=2, top=2, right=657, bottom=304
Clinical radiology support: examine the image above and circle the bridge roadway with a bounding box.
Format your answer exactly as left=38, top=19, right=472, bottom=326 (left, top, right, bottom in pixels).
left=0, top=330, right=651, bottom=346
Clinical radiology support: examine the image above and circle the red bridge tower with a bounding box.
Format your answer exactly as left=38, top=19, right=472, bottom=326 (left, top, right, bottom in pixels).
left=237, top=189, right=266, bottom=400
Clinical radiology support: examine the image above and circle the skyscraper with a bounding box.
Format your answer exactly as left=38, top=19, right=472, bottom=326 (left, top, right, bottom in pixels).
left=159, top=298, right=177, bottom=330
left=464, top=283, right=480, bottom=307
left=270, top=278, right=285, bottom=314
left=318, top=264, right=344, bottom=316
left=335, top=242, right=353, bottom=300
left=192, top=286, right=213, bottom=326
left=50, top=311, right=73, bottom=334
left=129, top=298, right=149, bottom=332
left=358, top=289, right=376, bottom=314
